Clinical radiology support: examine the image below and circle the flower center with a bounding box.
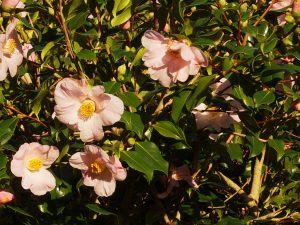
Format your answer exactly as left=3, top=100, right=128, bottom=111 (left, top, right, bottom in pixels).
left=27, top=158, right=43, bottom=171
left=3, top=39, right=16, bottom=55
left=90, top=159, right=106, bottom=174
left=207, top=107, right=220, bottom=111
left=79, top=99, right=96, bottom=119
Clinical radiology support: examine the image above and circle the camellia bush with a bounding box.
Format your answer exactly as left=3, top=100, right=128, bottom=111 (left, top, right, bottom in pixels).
left=0, top=0, right=299, bottom=224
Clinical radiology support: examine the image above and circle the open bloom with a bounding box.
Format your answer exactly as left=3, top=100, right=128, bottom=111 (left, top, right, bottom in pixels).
left=10, top=142, right=59, bottom=196
left=157, top=165, right=198, bottom=199
left=0, top=191, right=14, bottom=204
left=192, top=103, right=240, bottom=132
left=142, top=30, right=208, bottom=87
left=2, top=0, right=24, bottom=9
left=0, top=22, right=23, bottom=81
left=69, top=145, right=127, bottom=197
left=54, top=78, right=124, bottom=142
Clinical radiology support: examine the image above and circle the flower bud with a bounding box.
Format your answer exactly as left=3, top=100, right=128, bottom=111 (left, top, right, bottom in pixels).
left=117, top=64, right=126, bottom=76
left=294, top=102, right=300, bottom=112
left=0, top=191, right=14, bottom=204
left=127, top=137, right=135, bottom=146
left=240, top=3, right=248, bottom=13
left=121, top=20, right=130, bottom=30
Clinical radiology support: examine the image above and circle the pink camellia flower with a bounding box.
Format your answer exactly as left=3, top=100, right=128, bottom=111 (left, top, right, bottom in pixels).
left=54, top=78, right=124, bottom=142
left=294, top=102, right=300, bottom=112
left=157, top=165, right=198, bottom=199
left=22, top=43, right=36, bottom=62
left=2, top=0, right=23, bottom=9
left=0, top=191, right=14, bottom=204
left=69, top=145, right=127, bottom=197
left=192, top=103, right=240, bottom=132
left=142, top=30, right=208, bottom=87
left=0, top=22, right=23, bottom=81
left=10, top=142, right=59, bottom=196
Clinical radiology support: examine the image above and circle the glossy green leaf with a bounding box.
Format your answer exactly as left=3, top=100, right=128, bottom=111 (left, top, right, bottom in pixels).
left=226, top=144, right=243, bottom=162
left=186, top=75, right=215, bottom=110
left=6, top=205, right=33, bottom=218
left=119, top=92, right=141, bottom=107
left=0, top=117, right=19, bottom=145
left=153, top=121, right=186, bottom=142
left=86, top=204, right=116, bottom=216
left=68, top=10, right=89, bottom=30
left=112, top=0, right=131, bottom=17
left=68, top=0, right=83, bottom=16
left=268, top=139, right=285, bottom=161
left=254, top=91, right=275, bottom=107
left=103, top=81, right=121, bottom=94
left=120, top=111, right=144, bottom=139
left=111, top=7, right=131, bottom=27
left=171, top=90, right=191, bottom=123
left=261, top=38, right=278, bottom=54
left=246, top=136, right=264, bottom=158
left=77, top=49, right=96, bottom=60
left=120, top=141, right=168, bottom=181
left=41, top=41, right=55, bottom=61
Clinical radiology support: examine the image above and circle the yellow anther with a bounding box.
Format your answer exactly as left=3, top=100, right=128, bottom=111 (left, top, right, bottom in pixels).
left=79, top=99, right=96, bottom=119
left=90, top=159, right=106, bottom=174
left=3, top=39, right=16, bottom=55
left=27, top=158, right=43, bottom=171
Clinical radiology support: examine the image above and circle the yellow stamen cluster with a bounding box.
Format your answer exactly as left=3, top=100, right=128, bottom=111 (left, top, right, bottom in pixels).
left=27, top=158, right=43, bottom=171
left=207, top=107, right=220, bottom=111
left=3, top=39, right=16, bottom=55
left=79, top=99, right=96, bottom=119
left=90, top=159, right=106, bottom=174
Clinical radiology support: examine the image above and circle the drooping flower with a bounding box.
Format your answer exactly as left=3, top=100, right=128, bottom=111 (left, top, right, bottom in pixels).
left=0, top=191, right=14, bottom=204
left=157, top=165, right=198, bottom=199
left=69, top=145, right=127, bottom=197
left=22, top=43, right=36, bottom=62
left=192, top=103, right=241, bottom=132
left=0, top=22, right=23, bottom=81
left=54, top=78, right=124, bottom=142
left=10, top=142, right=59, bottom=196
left=142, top=30, right=208, bottom=87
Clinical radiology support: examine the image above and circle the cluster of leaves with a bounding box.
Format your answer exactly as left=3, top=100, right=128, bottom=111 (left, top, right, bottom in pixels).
left=0, top=0, right=299, bottom=224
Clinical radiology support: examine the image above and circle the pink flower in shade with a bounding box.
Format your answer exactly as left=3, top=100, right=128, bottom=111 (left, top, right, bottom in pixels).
left=192, top=103, right=241, bottom=132
left=294, top=102, right=300, bottom=112
left=0, top=22, right=23, bottom=81
left=270, top=0, right=293, bottom=11
left=0, top=191, right=14, bottom=204
left=142, top=30, right=208, bottom=87
left=2, top=0, right=22, bottom=9
left=69, top=145, right=127, bottom=197
left=54, top=78, right=124, bottom=142
left=10, top=142, right=59, bottom=196
left=157, top=165, right=197, bottom=199
left=22, top=43, right=36, bottom=62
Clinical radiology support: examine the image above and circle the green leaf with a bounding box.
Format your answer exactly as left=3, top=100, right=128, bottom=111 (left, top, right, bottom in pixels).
left=226, top=144, right=243, bottom=162
left=186, top=75, right=215, bottom=110
left=68, top=0, right=83, bottom=16
left=32, top=88, right=48, bottom=117
left=120, top=111, right=144, bottom=139
left=119, top=92, right=141, bottom=107
left=261, top=38, right=278, bottom=54
left=254, top=91, right=275, bottom=107
left=172, top=0, right=184, bottom=23
left=112, top=0, right=131, bottom=17
left=111, top=7, right=131, bottom=27
left=77, top=49, right=96, bottom=60
left=153, top=121, right=186, bottom=142
left=103, top=81, right=121, bottom=94
left=0, top=117, right=19, bottom=145
left=120, top=141, right=168, bottom=181
left=171, top=90, right=191, bottom=123
left=6, top=205, right=33, bottom=218
left=41, top=41, right=55, bottom=61
left=246, top=136, right=264, bottom=158
left=131, top=48, right=148, bottom=68
left=86, top=204, right=116, bottom=216
left=68, top=10, right=89, bottom=31
left=232, top=85, right=254, bottom=108
left=268, top=139, right=285, bottom=161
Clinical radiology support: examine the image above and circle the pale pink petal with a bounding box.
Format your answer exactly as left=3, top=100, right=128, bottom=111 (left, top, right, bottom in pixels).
left=193, top=103, right=207, bottom=111
left=54, top=103, right=81, bottom=125
left=6, top=52, right=23, bottom=77
left=173, top=64, right=190, bottom=82
left=109, top=156, right=127, bottom=181
left=54, top=78, right=87, bottom=107
left=141, top=30, right=167, bottom=49
left=188, top=61, right=201, bottom=75
left=142, top=49, right=167, bottom=68
left=69, top=152, right=89, bottom=170
left=149, top=67, right=172, bottom=87
left=99, top=94, right=124, bottom=126
left=21, top=169, right=56, bottom=196
left=277, top=14, right=287, bottom=25
left=94, top=170, right=116, bottom=197
left=89, top=86, right=110, bottom=112
left=83, top=173, right=96, bottom=186
left=190, top=46, right=209, bottom=67
left=170, top=42, right=194, bottom=61
left=210, top=78, right=232, bottom=96
left=2, top=0, right=20, bottom=8
left=43, top=146, right=59, bottom=168
left=78, top=116, right=104, bottom=142
left=270, top=0, right=293, bottom=10
left=10, top=158, right=25, bottom=177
